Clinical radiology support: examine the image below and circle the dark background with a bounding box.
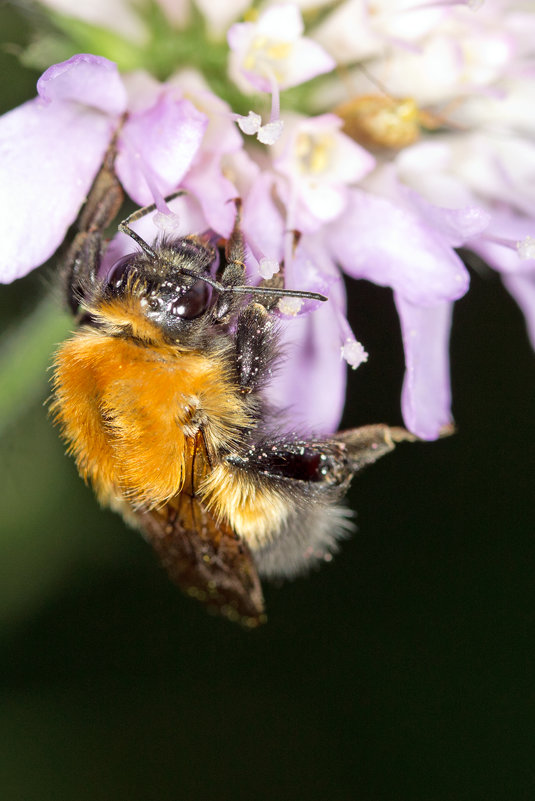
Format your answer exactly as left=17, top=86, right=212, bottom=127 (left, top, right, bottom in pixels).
left=1, top=6, right=535, bottom=799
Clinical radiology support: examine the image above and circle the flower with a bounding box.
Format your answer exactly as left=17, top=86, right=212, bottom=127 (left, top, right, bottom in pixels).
left=228, top=5, right=335, bottom=94
left=228, top=5, right=335, bottom=143
left=2, top=0, right=535, bottom=442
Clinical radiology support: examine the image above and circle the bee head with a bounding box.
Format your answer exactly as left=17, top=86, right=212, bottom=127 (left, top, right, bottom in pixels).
left=103, top=238, right=217, bottom=336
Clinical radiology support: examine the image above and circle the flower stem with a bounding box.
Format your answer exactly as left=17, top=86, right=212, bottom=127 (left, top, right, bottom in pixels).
left=0, top=295, right=71, bottom=436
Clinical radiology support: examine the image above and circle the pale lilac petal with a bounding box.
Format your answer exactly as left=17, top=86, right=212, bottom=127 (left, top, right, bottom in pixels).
left=406, top=188, right=491, bottom=247
left=396, top=140, right=477, bottom=208
left=273, top=113, right=375, bottom=228
left=284, top=238, right=331, bottom=301
left=273, top=39, right=336, bottom=91
left=501, top=271, right=535, bottom=350
left=242, top=173, right=285, bottom=263
left=265, top=275, right=347, bottom=434
left=468, top=207, right=535, bottom=275
left=116, top=94, right=208, bottom=204
left=122, top=70, right=163, bottom=113
left=0, top=98, right=115, bottom=282
left=239, top=38, right=335, bottom=93
left=330, top=189, right=469, bottom=304
left=312, top=115, right=375, bottom=185
left=227, top=19, right=252, bottom=54
left=182, top=156, right=238, bottom=238
left=312, top=0, right=380, bottom=63
left=395, top=294, right=454, bottom=440
left=170, top=69, right=243, bottom=155
left=37, top=54, right=127, bottom=115
left=300, top=183, right=348, bottom=223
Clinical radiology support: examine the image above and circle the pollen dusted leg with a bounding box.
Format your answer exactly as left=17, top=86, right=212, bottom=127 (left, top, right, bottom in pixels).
left=234, top=302, right=278, bottom=392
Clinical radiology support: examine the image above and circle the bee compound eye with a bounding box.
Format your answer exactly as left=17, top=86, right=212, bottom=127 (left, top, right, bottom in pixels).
left=170, top=280, right=212, bottom=320
left=105, top=254, right=137, bottom=291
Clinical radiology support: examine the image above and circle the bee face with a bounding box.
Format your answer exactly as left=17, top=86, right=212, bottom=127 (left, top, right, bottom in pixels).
left=102, top=242, right=215, bottom=338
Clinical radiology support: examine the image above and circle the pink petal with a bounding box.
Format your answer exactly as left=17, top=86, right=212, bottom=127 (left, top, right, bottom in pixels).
left=468, top=207, right=535, bottom=275
left=116, top=93, right=208, bottom=205
left=242, top=173, right=285, bottom=263
left=170, top=70, right=243, bottom=155
left=265, top=275, right=347, bottom=434
left=0, top=98, right=115, bottom=282
left=37, top=54, right=127, bottom=115
left=182, top=155, right=238, bottom=238
left=394, top=294, right=454, bottom=440
left=406, top=188, right=491, bottom=247
left=331, top=189, right=469, bottom=305
left=501, top=271, right=535, bottom=350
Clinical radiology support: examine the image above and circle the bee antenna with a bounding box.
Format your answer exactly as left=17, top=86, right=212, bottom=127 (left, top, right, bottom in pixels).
left=118, top=222, right=158, bottom=260
left=179, top=269, right=327, bottom=303
left=229, top=285, right=328, bottom=303
left=118, top=190, right=187, bottom=260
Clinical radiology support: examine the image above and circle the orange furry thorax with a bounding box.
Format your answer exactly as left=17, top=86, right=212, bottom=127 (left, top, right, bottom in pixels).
left=51, top=296, right=253, bottom=511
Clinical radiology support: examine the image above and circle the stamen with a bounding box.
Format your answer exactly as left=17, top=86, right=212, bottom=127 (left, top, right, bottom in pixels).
left=482, top=233, right=535, bottom=260
left=341, top=339, right=369, bottom=369
left=257, top=120, right=284, bottom=145
left=232, top=110, right=283, bottom=145
left=278, top=296, right=303, bottom=315
left=337, top=311, right=368, bottom=369
left=259, top=258, right=280, bottom=279
left=231, top=63, right=284, bottom=145
left=517, top=236, right=535, bottom=260
left=234, top=110, right=262, bottom=135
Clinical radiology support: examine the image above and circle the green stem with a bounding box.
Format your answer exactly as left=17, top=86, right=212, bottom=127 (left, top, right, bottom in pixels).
left=0, top=296, right=71, bottom=435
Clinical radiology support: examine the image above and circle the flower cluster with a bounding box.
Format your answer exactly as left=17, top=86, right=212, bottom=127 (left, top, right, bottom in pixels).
left=1, top=1, right=534, bottom=439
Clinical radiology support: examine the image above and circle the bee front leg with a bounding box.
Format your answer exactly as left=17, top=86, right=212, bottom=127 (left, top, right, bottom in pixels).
left=235, top=302, right=279, bottom=392
left=62, top=144, right=124, bottom=314
left=213, top=203, right=248, bottom=320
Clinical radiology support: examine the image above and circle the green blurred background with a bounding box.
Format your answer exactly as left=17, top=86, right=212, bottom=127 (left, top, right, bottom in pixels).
left=2, top=5, right=535, bottom=799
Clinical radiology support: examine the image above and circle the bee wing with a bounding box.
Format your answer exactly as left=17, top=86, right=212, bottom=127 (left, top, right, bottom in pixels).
left=135, top=433, right=266, bottom=628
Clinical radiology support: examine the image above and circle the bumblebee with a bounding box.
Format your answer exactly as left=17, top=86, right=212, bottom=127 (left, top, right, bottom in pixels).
left=51, top=147, right=414, bottom=627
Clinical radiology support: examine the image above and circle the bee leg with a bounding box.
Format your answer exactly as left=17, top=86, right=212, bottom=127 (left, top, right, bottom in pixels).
left=62, top=144, right=124, bottom=314
left=235, top=302, right=279, bottom=392
left=213, top=203, right=248, bottom=320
